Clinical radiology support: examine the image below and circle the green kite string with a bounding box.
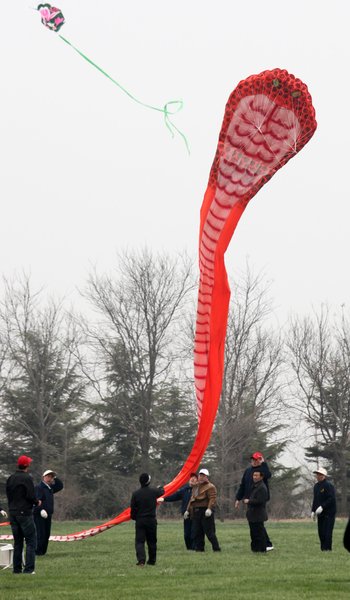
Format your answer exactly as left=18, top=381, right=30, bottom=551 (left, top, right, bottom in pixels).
left=58, top=35, right=190, bottom=154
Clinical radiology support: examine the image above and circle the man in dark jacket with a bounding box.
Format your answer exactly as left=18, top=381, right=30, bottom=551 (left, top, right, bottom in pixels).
left=235, top=451, right=273, bottom=550
left=244, top=470, right=269, bottom=553
left=34, top=469, right=64, bottom=555
left=311, top=467, right=336, bottom=551
left=130, top=473, right=164, bottom=566
left=6, top=455, right=41, bottom=574
left=162, top=472, right=198, bottom=549
left=343, top=518, right=350, bottom=552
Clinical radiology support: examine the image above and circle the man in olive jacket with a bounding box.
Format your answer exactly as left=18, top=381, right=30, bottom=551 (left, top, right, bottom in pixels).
left=244, top=470, right=268, bottom=552
left=185, top=468, right=221, bottom=552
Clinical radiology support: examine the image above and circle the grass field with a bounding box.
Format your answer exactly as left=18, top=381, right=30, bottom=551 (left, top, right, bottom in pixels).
left=1, top=519, right=350, bottom=599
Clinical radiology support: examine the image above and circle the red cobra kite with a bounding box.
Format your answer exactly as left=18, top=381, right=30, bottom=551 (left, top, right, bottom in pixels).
left=0, top=68, right=317, bottom=541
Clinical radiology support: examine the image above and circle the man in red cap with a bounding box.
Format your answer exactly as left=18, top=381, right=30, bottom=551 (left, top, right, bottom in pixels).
left=235, top=452, right=273, bottom=550
left=6, top=455, right=41, bottom=574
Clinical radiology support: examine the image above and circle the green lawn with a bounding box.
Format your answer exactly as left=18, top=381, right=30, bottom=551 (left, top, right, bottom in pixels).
left=1, top=519, right=350, bottom=599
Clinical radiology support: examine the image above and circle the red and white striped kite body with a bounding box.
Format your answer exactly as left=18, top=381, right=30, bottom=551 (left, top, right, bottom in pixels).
left=195, top=70, right=316, bottom=419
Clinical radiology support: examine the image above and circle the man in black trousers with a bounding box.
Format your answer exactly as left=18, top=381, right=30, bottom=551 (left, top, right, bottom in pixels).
left=185, top=468, right=221, bottom=552
left=244, top=470, right=269, bottom=552
left=235, top=451, right=273, bottom=550
left=161, top=472, right=198, bottom=549
left=130, top=473, right=164, bottom=566
left=6, top=455, right=41, bottom=574
left=34, top=469, right=64, bottom=555
left=311, top=467, right=336, bottom=551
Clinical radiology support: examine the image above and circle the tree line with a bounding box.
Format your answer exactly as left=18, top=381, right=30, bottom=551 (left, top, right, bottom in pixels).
left=0, top=250, right=349, bottom=519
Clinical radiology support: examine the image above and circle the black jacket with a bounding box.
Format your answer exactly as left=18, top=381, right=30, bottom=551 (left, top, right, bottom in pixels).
left=130, top=485, right=164, bottom=520
left=312, top=479, right=336, bottom=516
left=164, top=484, right=192, bottom=514
left=344, top=518, right=350, bottom=552
left=246, top=480, right=268, bottom=523
left=33, top=477, right=64, bottom=516
left=6, top=470, right=40, bottom=516
left=236, top=462, right=271, bottom=501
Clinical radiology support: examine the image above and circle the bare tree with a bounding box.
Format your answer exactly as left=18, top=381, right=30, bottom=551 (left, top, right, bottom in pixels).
left=287, top=306, right=350, bottom=514
left=83, top=249, right=195, bottom=471
left=0, top=275, right=87, bottom=482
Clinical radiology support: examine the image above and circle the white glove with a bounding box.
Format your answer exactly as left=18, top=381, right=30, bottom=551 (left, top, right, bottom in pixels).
left=205, top=508, right=212, bottom=517
left=0, top=510, right=7, bottom=518
left=157, top=497, right=164, bottom=503
left=183, top=510, right=190, bottom=520
left=311, top=511, right=315, bottom=520
left=315, top=506, right=323, bottom=516
left=40, top=509, right=48, bottom=519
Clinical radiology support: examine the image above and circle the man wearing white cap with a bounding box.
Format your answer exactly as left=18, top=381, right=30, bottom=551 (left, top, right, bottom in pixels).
left=311, top=467, right=336, bottom=551
left=34, top=469, right=64, bottom=555
left=185, top=468, right=221, bottom=552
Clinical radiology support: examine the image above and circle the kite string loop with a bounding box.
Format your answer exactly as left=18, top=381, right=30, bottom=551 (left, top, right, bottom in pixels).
left=58, top=35, right=190, bottom=154
left=163, top=100, right=190, bottom=154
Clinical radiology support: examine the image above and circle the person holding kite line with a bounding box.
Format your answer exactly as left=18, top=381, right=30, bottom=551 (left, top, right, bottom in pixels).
left=160, top=472, right=198, bottom=549
left=184, top=468, right=221, bottom=552
left=130, top=473, right=165, bottom=566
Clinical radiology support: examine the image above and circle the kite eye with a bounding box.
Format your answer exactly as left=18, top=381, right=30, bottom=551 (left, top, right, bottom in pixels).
left=292, top=90, right=301, bottom=98
left=272, top=79, right=280, bottom=88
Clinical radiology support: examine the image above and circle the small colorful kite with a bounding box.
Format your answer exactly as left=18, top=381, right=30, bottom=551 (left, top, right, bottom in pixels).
left=38, top=3, right=65, bottom=32
left=0, top=69, right=317, bottom=542
left=34, top=4, right=188, bottom=151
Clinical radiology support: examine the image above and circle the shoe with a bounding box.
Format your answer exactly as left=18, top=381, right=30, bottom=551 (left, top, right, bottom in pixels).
left=213, top=548, right=221, bottom=552
left=147, top=561, right=156, bottom=565
left=136, top=561, right=145, bottom=566
left=23, top=571, right=36, bottom=574
left=266, top=546, right=274, bottom=551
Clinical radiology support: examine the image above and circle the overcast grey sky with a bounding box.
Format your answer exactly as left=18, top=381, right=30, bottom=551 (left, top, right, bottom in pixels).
left=0, top=0, right=349, bottom=325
